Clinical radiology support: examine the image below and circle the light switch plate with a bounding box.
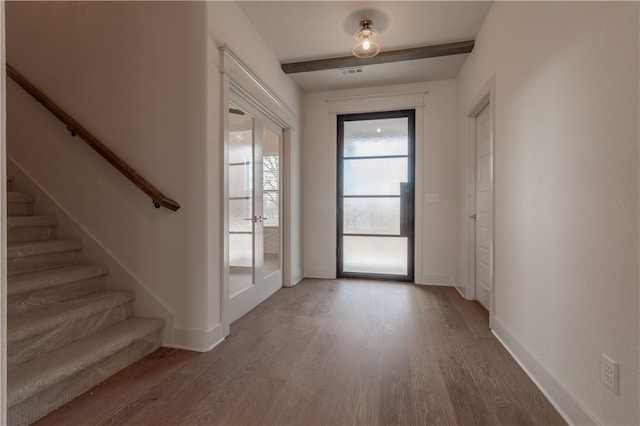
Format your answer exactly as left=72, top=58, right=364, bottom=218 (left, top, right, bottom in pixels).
left=425, top=193, right=440, bottom=204
left=602, top=354, right=619, bottom=394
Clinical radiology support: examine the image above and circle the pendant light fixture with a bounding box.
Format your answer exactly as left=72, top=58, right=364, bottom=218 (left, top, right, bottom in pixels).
left=352, top=20, right=381, bottom=58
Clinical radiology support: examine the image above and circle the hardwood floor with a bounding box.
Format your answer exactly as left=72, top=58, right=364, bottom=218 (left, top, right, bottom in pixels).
left=35, top=279, right=566, bottom=426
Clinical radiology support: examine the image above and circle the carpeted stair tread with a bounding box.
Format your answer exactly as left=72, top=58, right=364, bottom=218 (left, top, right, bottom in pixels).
left=7, top=317, right=165, bottom=408
left=8, top=265, right=108, bottom=297
left=7, top=216, right=58, bottom=228
left=7, top=191, right=34, bottom=204
left=7, top=240, right=82, bottom=259
left=8, top=290, right=135, bottom=343
left=4, top=186, right=165, bottom=424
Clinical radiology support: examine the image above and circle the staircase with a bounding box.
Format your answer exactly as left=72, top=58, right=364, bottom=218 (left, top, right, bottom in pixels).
left=6, top=178, right=165, bottom=425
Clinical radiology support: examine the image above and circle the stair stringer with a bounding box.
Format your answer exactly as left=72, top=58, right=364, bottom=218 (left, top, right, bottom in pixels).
left=7, top=159, right=176, bottom=345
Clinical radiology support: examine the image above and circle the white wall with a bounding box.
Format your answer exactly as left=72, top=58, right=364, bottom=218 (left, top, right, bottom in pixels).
left=5, top=1, right=302, bottom=351
left=456, top=2, right=639, bottom=425
left=302, top=80, right=458, bottom=285
left=207, top=2, right=303, bottom=298
left=6, top=0, right=209, bottom=347
left=205, top=1, right=303, bottom=294
left=6, top=158, right=177, bottom=340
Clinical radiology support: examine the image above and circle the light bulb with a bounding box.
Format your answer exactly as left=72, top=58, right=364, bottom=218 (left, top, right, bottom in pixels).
left=353, top=20, right=380, bottom=58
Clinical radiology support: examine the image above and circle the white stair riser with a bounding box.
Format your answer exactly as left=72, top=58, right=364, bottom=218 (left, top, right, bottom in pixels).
left=8, top=251, right=80, bottom=276
left=8, top=225, right=56, bottom=243
left=8, top=329, right=162, bottom=426
left=8, top=302, right=133, bottom=369
left=8, top=276, right=106, bottom=316
left=8, top=202, right=34, bottom=216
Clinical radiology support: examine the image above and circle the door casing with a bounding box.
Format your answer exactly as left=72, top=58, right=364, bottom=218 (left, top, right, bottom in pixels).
left=474, top=103, right=491, bottom=310
left=226, top=95, right=284, bottom=325
left=219, top=46, right=297, bottom=337
left=463, top=75, right=495, bottom=324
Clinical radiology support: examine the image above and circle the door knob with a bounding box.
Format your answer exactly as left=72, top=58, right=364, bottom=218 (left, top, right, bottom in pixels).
left=253, top=215, right=264, bottom=223
left=469, top=214, right=477, bottom=220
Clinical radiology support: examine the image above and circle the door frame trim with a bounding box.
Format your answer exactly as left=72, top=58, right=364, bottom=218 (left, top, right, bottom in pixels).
left=219, top=46, right=296, bottom=337
left=336, top=109, right=416, bottom=282
left=326, top=91, right=426, bottom=282
left=463, top=75, right=496, bottom=324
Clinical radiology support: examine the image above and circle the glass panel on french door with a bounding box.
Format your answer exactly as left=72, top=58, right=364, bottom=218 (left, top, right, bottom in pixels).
left=228, top=108, right=254, bottom=296
left=339, top=111, right=414, bottom=280
left=262, top=126, right=281, bottom=278
left=227, top=97, right=285, bottom=325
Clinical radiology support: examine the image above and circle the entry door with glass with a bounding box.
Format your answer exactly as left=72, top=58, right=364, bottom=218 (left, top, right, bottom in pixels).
left=227, top=102, right=282, bottom=323
left=337, top=110, right=415, bottom=281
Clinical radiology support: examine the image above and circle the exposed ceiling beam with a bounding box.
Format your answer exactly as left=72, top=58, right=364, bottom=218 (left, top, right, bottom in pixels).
left=281, top=40, right=475, bottom=74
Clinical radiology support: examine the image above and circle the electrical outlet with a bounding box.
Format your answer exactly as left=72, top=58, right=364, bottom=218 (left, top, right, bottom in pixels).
left=602, top=354, right=618, bottom=394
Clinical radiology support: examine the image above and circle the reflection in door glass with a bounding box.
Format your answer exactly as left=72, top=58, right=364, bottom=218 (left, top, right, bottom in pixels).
left=228, top=107, right=254, bottom=296
left=344, top=118, right=408, bottom=157
left=262, top=127, right=281, bottom=278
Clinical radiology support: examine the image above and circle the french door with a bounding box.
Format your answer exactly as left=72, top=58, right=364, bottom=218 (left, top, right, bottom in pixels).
left=227, top=100, right=282, bottom=323
left=337, top=110, right=415, bottom=281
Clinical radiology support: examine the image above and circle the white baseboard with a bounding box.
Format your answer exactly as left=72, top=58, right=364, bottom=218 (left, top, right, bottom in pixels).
left=303, top=267, right=334, bottom=279
left=454, top=275, right=467, bottom=298
left=491, top=316, right=599, bottom=426
left=416, top=274, right=455, bottom=286
left=283, top=273, right=304, bottom=288
left=454, top=284, right=467, bottom=299
left=289, top=275, right=304, bottom=287
left=169, top=323, right=225, bottom=352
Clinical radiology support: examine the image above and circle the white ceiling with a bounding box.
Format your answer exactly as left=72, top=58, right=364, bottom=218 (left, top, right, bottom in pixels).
left=238, top=1, right=493, bottom=92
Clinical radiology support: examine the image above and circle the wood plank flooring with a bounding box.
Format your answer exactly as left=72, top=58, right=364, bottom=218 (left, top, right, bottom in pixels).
left=35, top=279, right=566, bottom=426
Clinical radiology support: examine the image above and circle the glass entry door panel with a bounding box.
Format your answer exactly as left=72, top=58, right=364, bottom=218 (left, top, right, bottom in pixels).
left=338, top=111, right=415, bottom=280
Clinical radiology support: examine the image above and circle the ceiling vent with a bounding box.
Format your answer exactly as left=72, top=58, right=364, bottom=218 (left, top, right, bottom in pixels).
left=340, top=67, right=363, bottom=75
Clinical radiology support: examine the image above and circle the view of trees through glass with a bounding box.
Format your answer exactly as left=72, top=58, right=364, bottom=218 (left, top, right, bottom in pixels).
left=263, top=155, right=279, bottom=228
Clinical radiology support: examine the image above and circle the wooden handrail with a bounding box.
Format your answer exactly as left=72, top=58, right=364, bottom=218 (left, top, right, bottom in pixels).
left=6, top=63, right=181, bottom=211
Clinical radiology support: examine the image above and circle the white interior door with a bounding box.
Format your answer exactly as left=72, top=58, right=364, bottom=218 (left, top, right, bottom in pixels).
left=474, top=103, right=491, bottom=310
left=227, top=102, right=283, bottom=323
